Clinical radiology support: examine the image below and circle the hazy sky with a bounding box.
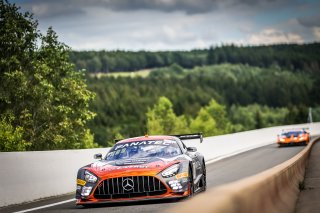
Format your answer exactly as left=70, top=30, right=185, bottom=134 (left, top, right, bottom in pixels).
left=12, top=0, right=320, bottom=51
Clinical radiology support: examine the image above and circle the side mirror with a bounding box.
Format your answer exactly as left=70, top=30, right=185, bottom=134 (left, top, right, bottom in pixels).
left=94, top=153, right=102, bottom=160
left=187, top=147, right=197, bottom=152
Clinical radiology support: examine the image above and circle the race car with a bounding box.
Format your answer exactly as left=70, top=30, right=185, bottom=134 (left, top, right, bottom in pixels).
left=75, top=133, right=206, bottom=205
left=277, top=128, right=310, bottom=147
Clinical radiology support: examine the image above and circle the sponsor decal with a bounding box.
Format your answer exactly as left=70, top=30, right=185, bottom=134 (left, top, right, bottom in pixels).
left=77, top=179, right=86, bottom=186
left=114, top=140, right=174, bottom=150
left=120, top=165, right=149, bottom=169
left=91, top=161, right=109, bottom=168
left=175, top=172, right=188, bottom=179
left=98, top=164, right=150, bottom=172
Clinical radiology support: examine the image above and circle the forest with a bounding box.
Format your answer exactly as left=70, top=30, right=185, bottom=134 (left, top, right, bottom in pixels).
left=1, top=0, right=320, bottom=151
left=87, top=63, right=320, bottom=147
left=70, top=43, right=320, bottom=74
left=70, top=44, right=320, bottom=147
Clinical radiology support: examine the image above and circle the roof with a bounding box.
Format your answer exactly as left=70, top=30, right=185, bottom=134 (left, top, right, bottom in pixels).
left=116, top=135, right=177, bottom=144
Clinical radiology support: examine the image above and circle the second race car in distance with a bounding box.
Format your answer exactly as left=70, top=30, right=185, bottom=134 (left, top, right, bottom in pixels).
left=277, top=128, right=310, bottom=147
left=75, top=133, right=206, bottom=205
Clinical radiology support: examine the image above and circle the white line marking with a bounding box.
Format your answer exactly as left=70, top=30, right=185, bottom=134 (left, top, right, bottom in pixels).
left=13, top=198, right=76, bottom=213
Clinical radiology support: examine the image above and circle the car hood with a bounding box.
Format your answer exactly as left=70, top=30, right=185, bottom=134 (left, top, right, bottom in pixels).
left=88, top=157, right=183, bottom=178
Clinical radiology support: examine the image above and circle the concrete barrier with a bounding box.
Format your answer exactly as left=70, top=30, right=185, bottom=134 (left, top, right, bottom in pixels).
left=1, top=122, right=319, bottom=207
left=0, top=147, right=110, bottom=207
left=165, top=136, right=320, bottom=213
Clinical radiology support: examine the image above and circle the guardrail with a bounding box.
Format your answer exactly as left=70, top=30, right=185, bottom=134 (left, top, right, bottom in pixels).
left=0, top=122, right=319, bottom=207
left=165, top=136, right=320, bottom=213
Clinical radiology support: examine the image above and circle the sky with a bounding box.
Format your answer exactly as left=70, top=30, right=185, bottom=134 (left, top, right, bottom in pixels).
left=11, top=0, right=320, bottom=51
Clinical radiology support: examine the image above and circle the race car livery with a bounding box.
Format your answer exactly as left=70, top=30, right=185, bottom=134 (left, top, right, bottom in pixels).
left=277, top=128, right=310, bottom=147
left=75, top=133, right=206, bottom=205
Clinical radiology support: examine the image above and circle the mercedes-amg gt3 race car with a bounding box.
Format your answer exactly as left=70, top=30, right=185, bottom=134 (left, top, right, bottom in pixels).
left=76, top=133, right=206, bottom=205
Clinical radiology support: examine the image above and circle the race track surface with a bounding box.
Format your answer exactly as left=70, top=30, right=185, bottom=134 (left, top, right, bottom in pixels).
left=2, top=143, right=306, bottom=213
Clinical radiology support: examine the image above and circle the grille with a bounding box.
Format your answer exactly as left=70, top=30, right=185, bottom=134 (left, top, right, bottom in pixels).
left=94, top=176, right=167, bottom=199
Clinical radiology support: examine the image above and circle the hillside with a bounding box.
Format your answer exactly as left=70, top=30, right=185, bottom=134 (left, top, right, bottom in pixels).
left=87, top=63, right=320, bottom=146
left=70, top=43, right=320, bottom=74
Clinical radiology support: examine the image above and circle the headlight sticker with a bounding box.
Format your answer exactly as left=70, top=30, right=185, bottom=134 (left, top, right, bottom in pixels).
left=77, top=179, right=86, bottom=186
left=175, top=172, right=188, bottom=179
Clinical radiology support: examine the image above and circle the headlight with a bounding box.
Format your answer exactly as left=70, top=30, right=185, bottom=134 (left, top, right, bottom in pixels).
left=84, top=170, right=97, bottom=183
left=168, top=180, right=183, bottom=190
left=162, top=164, right=180, bottom=178
left=81, top=186, right=92, bottom=196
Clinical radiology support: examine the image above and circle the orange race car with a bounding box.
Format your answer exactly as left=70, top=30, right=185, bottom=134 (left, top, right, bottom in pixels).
left=75, top=133, right=206, bottom=206
left=277, top=128, right=310, bottom=147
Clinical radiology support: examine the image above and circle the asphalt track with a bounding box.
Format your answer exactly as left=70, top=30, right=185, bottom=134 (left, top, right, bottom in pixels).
left=2, top=143, right=306, bottom=213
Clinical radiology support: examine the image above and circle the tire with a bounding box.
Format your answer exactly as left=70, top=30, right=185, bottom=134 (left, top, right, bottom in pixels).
left=188, top=166, right=194, bottom=197
left=201, top=162, right=207, bottom=192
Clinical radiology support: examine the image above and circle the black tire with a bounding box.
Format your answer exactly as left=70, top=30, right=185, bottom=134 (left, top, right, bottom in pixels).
left=201, top=162, right=207, bottom=192
left=188, top=166, right=194, bottom=197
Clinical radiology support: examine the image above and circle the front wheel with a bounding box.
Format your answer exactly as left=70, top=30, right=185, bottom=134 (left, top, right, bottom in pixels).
left=188, top=167, right=194, bottom=197
left=201, top=162, right=207, bottom=192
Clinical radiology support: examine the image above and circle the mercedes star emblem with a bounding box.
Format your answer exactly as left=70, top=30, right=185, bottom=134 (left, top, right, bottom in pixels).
left=122, top=178, right=134, bottom=191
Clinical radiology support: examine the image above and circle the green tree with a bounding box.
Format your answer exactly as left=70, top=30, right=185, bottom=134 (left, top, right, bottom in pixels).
left=0, top=114, right=31, bottom=151
left=146, top=97, right=189, bottom=135
left=190, top=108, right=217, bottom=136
left=0, top=0, right=97, bottom=151
left=255, top=110, right=263, bottom=129
left=229, top=104, right=289, bottom=132
left=204, top=99, right=231, bottom=134
left=207, top=46, right=216, bottom=64
left=189, top=99, right=231, bottom=136
left=170, top=63, right=184, bottom=75
left=147, top=97, right=176, bottom=134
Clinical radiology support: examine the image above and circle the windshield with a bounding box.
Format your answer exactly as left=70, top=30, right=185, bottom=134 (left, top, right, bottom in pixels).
left=105, top=140, right=182, bottom=161
left=281, top=131, right=303, bottom=137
